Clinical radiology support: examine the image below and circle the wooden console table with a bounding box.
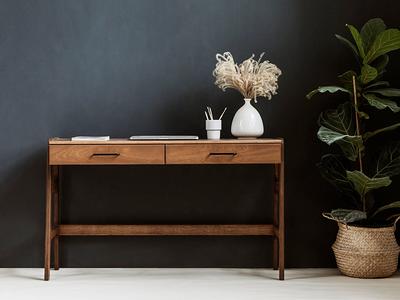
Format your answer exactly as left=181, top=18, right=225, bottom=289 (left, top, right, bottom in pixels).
left=44, top=138, right=285, bottom=280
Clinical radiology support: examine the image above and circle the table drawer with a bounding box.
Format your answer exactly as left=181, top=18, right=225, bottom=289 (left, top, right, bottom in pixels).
left=166, top=143, right=281, bottom=164
left=49, top=145, right=165, bottom=165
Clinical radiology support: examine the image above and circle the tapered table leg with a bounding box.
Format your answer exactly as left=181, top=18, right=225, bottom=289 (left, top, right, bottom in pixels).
left=44, top=164, right=52, bottom=281
left=53, top=166, right=60, bottom=270
left=278, top=155, right=285, bottom=280
left=272, top=164, right=279, bottom=270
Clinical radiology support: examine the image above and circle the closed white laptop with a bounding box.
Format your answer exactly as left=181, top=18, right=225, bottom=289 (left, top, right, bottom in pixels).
left=129, top=135, right=199, bottom=140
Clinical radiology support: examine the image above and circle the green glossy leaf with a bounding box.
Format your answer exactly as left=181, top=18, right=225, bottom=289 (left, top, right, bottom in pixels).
left=364, top=81, right=389, bottom=90
left=317, top=127, right=363, bottom=161
left=363, top=93, right=400, bottom=112
left=318, top=102, right=363, bottom=161
left=306, top=86, right=351, bottom=99
left=335, top=34, right=361, bottom=62
left=324, top=209, right=367, bottom=223
left=372, top=54, right=389, bottom=75
left=338, top=70, right=357, bottom=91
left=336, top=140, right=363, bottom=161
left=374, top=142, right=400, bottom=178
left=364, top=29, right=400, bottom=64
left=364, top=123, right=400, bottom=141
left=368, top=88, right=400, bottom=97
left=347, top=24, right=365, bottom=58
left=360, top=18, right=386, bottom=52
left=372, top=201, right=400, bottom=218
left=360, top=64, right=378, bottom=84
left=346, top=170, right=391, bottom=198
left=317, top=154, right=358, bottom=201
left=338, top=70, right=357, bottom=82
left=318, top=102, right=355, bottom=134
left=318, top=126, right=362, bottom=146
left=317, top=126, right=348, bottom=145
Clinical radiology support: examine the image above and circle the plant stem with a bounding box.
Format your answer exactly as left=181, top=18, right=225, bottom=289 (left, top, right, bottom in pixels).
left=352, top=76, right=363, bottom=173
left=352, top=76, right=365, bottom=212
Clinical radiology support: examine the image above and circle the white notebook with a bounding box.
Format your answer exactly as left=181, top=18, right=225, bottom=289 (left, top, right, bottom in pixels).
left=71, top=136, right=110, bottom=141
left=129, top=135, right=199, bottom=140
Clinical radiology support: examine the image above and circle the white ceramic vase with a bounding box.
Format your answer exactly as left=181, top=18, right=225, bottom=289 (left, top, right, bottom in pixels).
left=231, top=98, right=264, bottom=138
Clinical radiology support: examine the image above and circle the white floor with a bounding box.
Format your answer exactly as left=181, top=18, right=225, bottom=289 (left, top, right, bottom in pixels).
left=0, top=268, right=398, bottom=300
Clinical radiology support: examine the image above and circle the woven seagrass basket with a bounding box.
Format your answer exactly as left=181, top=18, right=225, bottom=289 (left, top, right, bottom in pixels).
left=332, top=222, right=400, bottom=278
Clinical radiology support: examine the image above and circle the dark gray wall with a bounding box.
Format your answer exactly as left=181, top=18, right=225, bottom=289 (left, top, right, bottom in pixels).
left=1, top=0, right=399, bottom=268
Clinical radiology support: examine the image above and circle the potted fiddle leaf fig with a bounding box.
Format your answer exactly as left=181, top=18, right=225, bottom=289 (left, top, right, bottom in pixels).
left=307, top=18, right=400, bottom=278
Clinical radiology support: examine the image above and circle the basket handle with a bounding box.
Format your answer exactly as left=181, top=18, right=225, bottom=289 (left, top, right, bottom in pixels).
left=394, top=216, right=400, bottom=232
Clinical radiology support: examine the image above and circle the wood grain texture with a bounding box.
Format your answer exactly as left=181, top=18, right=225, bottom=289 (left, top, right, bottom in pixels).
left=50, top=228, right=58, bottom=240
left=52, top=166, right=60, bottom=271
left=49, top=138, right=283, bottom=145
left=272, top=164, right=279, bottom=271
left=49, top=145, right=165, bottom=165
left=166, top=144, right=281, bottom=164
left=58, top=224, right=274, bottom=236
left=278, top=143, right=285, bottom=280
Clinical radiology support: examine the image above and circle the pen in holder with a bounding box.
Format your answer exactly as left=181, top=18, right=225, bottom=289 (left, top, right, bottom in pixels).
left=206, top=119, right=222, bottom=140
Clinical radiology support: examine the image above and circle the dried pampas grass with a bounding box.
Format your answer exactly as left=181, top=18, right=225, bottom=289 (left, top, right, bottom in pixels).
left=213, top=52, right=282, bottom=102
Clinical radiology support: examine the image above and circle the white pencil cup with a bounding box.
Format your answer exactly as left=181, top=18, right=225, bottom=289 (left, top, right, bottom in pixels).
left=206, top=120, right=222, bottom=140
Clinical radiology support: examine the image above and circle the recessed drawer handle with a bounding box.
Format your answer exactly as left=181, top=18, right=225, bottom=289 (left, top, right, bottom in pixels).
left=91, top=153, right=120, bottom=157
left=208, top=152, right=237, bottom=156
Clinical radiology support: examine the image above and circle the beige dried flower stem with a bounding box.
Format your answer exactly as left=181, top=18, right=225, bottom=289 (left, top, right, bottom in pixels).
left=213, top=52, right=282, bottom=102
